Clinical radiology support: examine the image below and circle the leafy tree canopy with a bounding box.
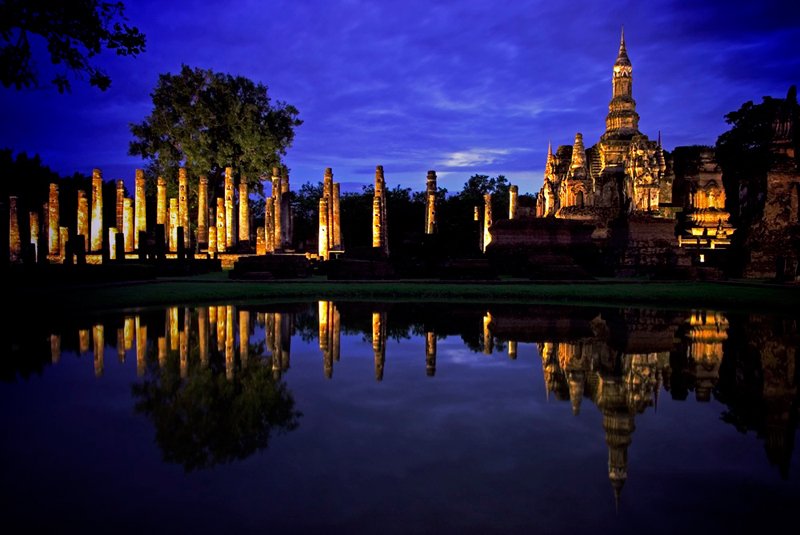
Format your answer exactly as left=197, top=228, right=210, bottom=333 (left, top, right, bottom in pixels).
left=0, top=0, right=145, bottom=92
left=129, top=65, right=301, bottom=193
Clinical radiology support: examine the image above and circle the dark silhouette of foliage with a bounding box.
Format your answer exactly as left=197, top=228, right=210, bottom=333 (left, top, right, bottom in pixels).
left=129, top=65, right=302, bottom=203
left=0, top=0, right=145, bottom=92
left=132, top=358, right=301, bottom=472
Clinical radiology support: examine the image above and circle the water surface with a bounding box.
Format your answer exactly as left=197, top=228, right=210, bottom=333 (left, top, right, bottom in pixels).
left=2, top=302, right=798, bottom=533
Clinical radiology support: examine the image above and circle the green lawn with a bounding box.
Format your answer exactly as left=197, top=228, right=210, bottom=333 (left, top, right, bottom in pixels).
left=16, top=271, right=800, bottom=314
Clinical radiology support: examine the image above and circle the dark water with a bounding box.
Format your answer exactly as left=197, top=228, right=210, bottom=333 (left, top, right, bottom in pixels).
left=1, top=302, right=798, bottom=533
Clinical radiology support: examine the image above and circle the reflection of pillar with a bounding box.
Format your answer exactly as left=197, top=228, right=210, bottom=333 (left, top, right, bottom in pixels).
left=197, top=176, right=208, bottom=246
left=117, top=328, right=125, bottom=362
left=239, top=309, right=250, bottom=366
left=425, top=170, right=437, bottom=234
left=157, top=336, right=167, bottom=368
left=216, top=198, right=226, bottom=253
left=224, top=167, right=235, bottom=249
left=319, top=301, right=331, bottom=378
left=124, top=317, right=134, bottom=350
left=180, top=308, right=189, bottom=379
left=8, top=196, right=20, bottom=263
left=483, top=312, right=493, bottom=354
left=93, top=324, right=104, bottom=377
left=332, top=182, right=341, bottom=249
left=508, top=340, right=518, bottom=360
left=425, top=331, right=436, bottom=377
left=331, top=305, right=340, bottom=364
left=217, top=305, right=226, bottom=352
left=77, top=190, right=89, bottom=252
left=281, top=312, right=292, bottom=371
left=319, top=197, right=329, bottom=260
left=134, top=169, right=146, bottom=250
left=208, top=305, right=218, bottom=349
left=483, top=193, right=492, bottom=252
left=168, top=198, right=178, bottom=252
left=116, top=179, right=125, bottom=230
left=225, top=305, right=235, bottom=380
left=50, top=334, right=61, bottom=364
left=272, top=168, right=282, bottom=249
left=373, top=311, right=386, bottom=381
left=136, top=317, right=146, bottom=377
left=79, top=329, right=90, bottom=354
left=509, top=185, right=518, bottom=220
left=198, top=307, right=208, bottom=368
left=156, top=177, right=167, bottom=229
left=265, top=197, right=275, bottom=253
left=48, top=183, right=60, bottom=256
left=238, top=181, right=249, bottom=244
left=91, top=169, right=103, bottom=252
left=178, top=168, right=190, bottom=249
left=29, top=211, right=39, bottom=260
left=123, top=198, right=134, bottom=252
left=169, top=307, right=179, bottom=351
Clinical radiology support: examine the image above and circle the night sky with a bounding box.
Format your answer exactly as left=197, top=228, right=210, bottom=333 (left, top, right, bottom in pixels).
left=1, top=0, right=798, bottom=194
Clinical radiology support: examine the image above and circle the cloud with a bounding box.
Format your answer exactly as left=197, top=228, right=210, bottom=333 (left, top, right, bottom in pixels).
left=440, top=148, right=512, bottom=168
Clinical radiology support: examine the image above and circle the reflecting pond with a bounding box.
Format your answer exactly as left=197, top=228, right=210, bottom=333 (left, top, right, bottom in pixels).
left=2, top=302, right=798, bottom=533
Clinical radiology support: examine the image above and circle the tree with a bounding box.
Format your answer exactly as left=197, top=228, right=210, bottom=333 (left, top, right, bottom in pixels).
left=0, top=1, right=145, bottom=92
left=716, top=86, right=799, bottom=225
left=129, top=65, right=302, bottom=198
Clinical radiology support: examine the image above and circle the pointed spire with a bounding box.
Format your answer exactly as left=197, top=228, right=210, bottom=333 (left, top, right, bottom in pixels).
left=657, top=130, right=662, bottom=147
left=570, top=133, right=587, bottom=170
left=615, top=25, right=631, bottom=67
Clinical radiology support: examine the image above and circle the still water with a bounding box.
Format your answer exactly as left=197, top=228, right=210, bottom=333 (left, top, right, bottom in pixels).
left=2, top=302, right=798, bottom=533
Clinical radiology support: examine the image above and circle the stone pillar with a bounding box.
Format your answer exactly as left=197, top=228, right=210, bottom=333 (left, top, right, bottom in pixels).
left=134, top=169, right=146, bottom=250
left=115, top=179, right=125, bottom=231
left=281, top=168, right=291, bottom=247
left=256, top=227, right=266, bottom=255
left=77, top=190, right=89, bottom=252
left=216, top=198, right=226, bottom=253
left=91, top=169, right=103, bottom=252
left=374, top=165, right=388, bottom=255
left=483, top=193, right=492, bottom=252
left=156, top=177, right=167, bottom=228
left=319, top=197, right=329, bottom=260
left=48, top=183, right=59, bottom=257
left=208, top=226, right=217, bottom=255
left=426, top=331, right=436, bottom=376
left=272, top=167, right=282, bottom=250
left=265, top=197, right=275, bottom=253
left=123, top=198, right=134, bottom=253
left=8, top=196, right=20, bottom=263
left=108, top=228, right=118, bottom=260
left=168, top=198, right=178, bottom=252
left=197, top=175, right=208, bottom=247
left=178, top=167, right=190, bottom=249
left=238, top=181, right=249, bottom=244
left=224, top=167, right=235, bottom=249
left=425, top=170, right=437, bottom=234
left=29, top=211, right=39, bottom=260
left=509, top=185, right=518, bottom=220
left=372, top=196, right=382, bottom=249
left=332, top=182, right=341, bottom=249
left=59, top=227, right=68, bottom=260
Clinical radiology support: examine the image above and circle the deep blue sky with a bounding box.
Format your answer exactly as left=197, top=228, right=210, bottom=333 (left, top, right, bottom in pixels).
left=1, top=0, right=798, bottom=194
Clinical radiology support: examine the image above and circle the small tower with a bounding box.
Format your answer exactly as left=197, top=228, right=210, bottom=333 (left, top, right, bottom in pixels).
left=603, top=27, right=640, bottom=139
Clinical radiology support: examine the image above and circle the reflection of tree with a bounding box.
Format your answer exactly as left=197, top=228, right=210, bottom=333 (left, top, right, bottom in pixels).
left=132, top=359, right=301, bottom=471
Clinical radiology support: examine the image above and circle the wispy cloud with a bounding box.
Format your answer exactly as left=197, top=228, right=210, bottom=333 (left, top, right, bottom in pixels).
left=440, top=148, right=512, bottom=168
